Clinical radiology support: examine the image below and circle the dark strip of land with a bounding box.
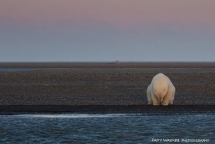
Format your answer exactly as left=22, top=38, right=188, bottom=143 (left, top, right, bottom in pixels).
left=1, top=62, right=215, bottom=68
left=0, top=67, right=215, bottom=113
left=1, top=105, right=215, bottom=115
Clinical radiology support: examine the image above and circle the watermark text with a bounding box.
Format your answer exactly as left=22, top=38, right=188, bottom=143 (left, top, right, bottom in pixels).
left=151, top=138, right=210, bottom=143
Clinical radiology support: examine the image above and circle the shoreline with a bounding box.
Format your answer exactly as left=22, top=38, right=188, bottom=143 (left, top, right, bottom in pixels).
left=1, top=105, right=215, bottom=115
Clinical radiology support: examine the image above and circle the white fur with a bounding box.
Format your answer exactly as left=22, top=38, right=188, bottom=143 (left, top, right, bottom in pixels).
left=146, top=73, right=175, bottom=106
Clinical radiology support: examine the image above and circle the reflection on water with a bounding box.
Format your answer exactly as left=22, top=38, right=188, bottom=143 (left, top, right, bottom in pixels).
left=0, top=114, right=214, bottom=143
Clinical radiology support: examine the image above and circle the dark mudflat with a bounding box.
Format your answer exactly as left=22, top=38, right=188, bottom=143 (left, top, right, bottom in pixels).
left=0, top=63, right=215, bottom=114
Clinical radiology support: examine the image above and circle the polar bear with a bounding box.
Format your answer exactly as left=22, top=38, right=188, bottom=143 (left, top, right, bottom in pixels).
left=146, top=73, right=175, bottom=106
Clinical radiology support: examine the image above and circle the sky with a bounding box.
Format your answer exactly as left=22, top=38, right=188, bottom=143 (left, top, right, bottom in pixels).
left=1, top=0, right=215, bottom=62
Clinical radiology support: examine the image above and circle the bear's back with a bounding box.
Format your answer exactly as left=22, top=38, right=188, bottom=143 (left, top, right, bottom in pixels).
left=152, top=73, right=169, bottom=83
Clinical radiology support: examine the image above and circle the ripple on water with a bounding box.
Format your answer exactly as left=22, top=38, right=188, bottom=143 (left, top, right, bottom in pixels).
left=0, top=114, right=214, bottom=143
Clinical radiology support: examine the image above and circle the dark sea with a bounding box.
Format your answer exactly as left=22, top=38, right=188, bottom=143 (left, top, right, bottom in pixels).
left=0, top=114, right=214, bottom=143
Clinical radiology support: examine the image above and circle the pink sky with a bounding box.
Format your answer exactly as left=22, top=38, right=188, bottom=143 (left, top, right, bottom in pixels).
left=1, top=0, right=215, bottom=28
left=1, top=0, right=215, bottom=62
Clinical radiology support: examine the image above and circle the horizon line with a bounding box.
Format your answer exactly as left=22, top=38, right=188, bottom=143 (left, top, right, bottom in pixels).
left=0, top=61, right=215, bottom=68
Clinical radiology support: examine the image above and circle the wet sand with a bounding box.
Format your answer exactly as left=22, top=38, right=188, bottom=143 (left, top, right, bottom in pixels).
left=0, top=63, right=215, bottom=113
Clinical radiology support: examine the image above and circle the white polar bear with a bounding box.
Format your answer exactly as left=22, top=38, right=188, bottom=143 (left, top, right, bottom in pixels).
left=146, top=73, right=175, bottom=106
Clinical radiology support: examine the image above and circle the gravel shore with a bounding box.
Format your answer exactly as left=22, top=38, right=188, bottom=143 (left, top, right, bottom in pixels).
left=0, top=67, right=215, bottom=106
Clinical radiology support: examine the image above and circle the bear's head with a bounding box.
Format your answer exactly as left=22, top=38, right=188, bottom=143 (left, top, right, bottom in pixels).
left=153, top=82, right=168, bottom=103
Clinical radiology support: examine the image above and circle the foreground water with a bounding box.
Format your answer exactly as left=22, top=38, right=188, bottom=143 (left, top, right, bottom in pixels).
left=0, top=114, right=214, bottom=143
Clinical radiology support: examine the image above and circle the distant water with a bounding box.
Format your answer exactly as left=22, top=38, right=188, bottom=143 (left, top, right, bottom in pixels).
left=0, top=68, right=37, bottom=72
left=0, top=114, right=214, bottom=143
